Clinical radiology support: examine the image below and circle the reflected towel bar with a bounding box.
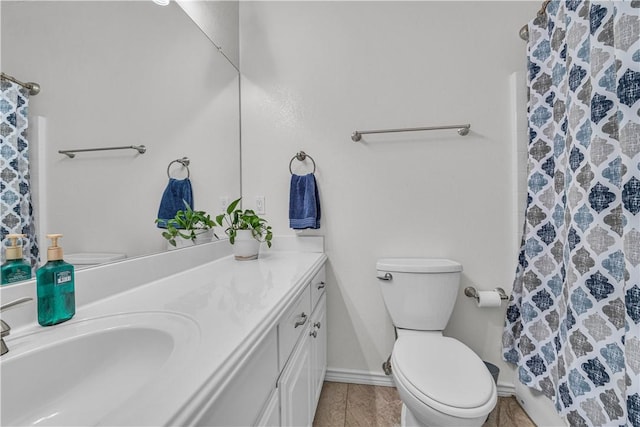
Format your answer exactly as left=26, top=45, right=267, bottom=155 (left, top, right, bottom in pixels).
left=59, top=145, right=146, bottom=158
left=351, top=124, right=471, bottom=142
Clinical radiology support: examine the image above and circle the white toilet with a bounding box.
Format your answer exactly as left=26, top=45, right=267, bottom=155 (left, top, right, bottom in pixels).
left=377, top=258, right=497, bottom=427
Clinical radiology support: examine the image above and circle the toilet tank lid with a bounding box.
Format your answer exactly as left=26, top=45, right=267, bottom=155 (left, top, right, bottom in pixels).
left=376, top=258, right=462, bottom=273
left=66, top=252, right=126, bottom=265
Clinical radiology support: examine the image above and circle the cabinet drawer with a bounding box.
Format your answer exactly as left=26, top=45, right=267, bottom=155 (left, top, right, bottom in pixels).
left=310, top=267, right=326, bottom=310
left=278, top=285, right=311, bottom=370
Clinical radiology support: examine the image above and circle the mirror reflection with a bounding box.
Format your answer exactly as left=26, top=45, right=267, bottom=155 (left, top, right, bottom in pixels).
left=1, top=1, right=241, bottom=285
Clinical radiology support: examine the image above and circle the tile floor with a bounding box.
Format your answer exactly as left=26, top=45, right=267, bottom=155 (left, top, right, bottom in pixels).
left=312, top=382, right=536, bottom=427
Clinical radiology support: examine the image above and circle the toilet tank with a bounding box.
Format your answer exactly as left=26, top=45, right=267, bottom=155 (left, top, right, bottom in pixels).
left=376, top=258, right=462, bottom=331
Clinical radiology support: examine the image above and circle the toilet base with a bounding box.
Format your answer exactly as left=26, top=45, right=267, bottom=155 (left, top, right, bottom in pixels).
left=399, top=402, right=487, bottom=427
left=401, top=404, right=421, bottom=427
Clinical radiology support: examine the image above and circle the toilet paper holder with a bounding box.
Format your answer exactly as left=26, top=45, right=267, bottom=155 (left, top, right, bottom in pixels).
left=464, top=287, right=509, bottom=302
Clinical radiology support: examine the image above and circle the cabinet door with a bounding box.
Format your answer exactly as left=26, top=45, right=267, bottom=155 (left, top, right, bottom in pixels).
left=279, top=331, right=312, bottom=427
left=310, top=293, right=327, bottom=411
left=255, top=388, right=280, bottom=427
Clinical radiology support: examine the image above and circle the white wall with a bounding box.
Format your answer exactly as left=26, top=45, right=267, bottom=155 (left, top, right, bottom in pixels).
left=2, top=1, right=240, bottom=259
left=177, top=0, right=240, bottom=70
left=240, top=0, right=538, bottom=392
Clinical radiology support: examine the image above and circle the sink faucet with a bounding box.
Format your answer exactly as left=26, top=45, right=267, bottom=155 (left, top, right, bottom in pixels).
left=1, top=297, right=33, bottom=356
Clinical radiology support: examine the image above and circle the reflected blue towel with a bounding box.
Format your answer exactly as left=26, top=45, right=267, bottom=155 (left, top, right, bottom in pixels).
left=289, top=173, right=320, bottom=229
left=156, top=178, right=194, bottom=228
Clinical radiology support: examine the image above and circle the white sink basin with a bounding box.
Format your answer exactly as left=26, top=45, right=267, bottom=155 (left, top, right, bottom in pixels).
left=1, top=312, right=200, bottom=426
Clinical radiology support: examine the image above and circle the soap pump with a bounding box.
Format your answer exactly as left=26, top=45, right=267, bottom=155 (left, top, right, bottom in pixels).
left=36, top=234, right=75, bottom=326
left=1, top=234, right=32, bottom=285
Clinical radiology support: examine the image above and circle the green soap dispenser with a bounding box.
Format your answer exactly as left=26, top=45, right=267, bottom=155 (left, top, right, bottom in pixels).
left=36, top=234, right=75, bottom=326
left=1, top=234, right=32, bottom=285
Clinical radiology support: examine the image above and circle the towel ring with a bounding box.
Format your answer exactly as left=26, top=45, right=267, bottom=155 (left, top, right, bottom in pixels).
left=167, top=157, right=190, bottom=179
left=289, top=151, right=316, bottom=175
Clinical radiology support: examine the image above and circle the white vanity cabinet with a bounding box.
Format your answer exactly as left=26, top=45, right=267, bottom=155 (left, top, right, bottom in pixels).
left=276, top=266, right=327, bottom=427
left=309, top=268, right=327, bottom=404
left=310, top=293, right=327, bottom=404
left=278, top=327, right=313, bottom=426
left=192, top=264, right=326, bottom=427
left=255, top=388, right=281, bottom=426
left=193, top=328, right=280, bottom=426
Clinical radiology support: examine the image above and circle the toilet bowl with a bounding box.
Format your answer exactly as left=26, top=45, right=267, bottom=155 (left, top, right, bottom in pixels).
left=376, top=258, right=497, bottom=427
left=392, top=330, right=496, bottom=426
left=66, top=252, right=126, bottom=269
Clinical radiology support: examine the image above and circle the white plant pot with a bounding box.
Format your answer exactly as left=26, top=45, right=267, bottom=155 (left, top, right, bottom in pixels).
left=233, top=230, right=260, bottom=260
left=167, top=229, right=215, bottom=251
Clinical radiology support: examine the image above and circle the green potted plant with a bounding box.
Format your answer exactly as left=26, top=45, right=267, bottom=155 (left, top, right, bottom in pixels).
left=156, top=202, right=217, bottom=249
left=216, top=197, right=273, bottom=260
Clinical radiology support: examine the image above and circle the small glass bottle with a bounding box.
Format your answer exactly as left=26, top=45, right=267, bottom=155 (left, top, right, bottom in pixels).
left=36, top=234, right=75, bottom=326
left=1, top=234, right=32, bottom=285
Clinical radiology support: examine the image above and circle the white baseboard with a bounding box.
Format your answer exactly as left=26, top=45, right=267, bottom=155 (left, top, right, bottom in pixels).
left=515, top=381, right=568, bottom=426
left=325, top=368, right=395, bottom=387
left=325, top=367, right=516, bottom=398
left=497, top=381, right=516, bottom=397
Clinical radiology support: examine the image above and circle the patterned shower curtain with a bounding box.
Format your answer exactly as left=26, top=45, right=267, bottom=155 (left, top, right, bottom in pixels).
left=1, top=79, right=39, bottom=270
left=502, top=1, right=639, bottom=426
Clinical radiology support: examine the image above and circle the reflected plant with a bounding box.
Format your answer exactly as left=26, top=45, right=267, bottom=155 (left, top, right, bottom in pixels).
left=156, top=202, right=217, bottom=247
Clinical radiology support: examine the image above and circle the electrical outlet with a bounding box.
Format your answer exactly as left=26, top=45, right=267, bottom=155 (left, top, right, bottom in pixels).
left=256, top=196, right=265, bottom=214
left=220, top=196, right=229, bottom=211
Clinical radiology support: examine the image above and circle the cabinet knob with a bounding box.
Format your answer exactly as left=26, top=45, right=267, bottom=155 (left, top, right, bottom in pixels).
left=294, top=313, right=308, bottom=328
left=310, top=330, right=317, bottom=338
left=313, top=321, right=321, bottom=329
left=317, top=281, right=326, bottom=290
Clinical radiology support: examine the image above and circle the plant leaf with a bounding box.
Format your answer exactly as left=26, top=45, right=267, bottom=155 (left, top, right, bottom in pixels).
left=227, top=197, right=241, bottom=214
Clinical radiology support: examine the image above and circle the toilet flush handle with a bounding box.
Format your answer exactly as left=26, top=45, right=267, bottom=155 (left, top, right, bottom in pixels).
left=377, top=273, right=393, bottom=281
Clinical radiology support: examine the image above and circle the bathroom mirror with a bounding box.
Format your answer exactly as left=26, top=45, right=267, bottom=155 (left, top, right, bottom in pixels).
left=1, top=1, right=240, bottom=284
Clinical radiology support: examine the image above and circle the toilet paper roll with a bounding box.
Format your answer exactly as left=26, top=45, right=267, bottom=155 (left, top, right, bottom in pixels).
left=476, top=291, right=502, bottom=308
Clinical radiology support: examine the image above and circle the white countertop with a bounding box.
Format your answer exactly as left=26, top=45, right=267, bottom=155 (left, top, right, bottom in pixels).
left=2, top=242, right=326, bottom=426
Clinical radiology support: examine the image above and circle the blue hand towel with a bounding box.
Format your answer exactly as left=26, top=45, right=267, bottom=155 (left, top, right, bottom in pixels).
left=289, top=173, right=321, bottom=229
left=156, top=178, right=194, bottom=228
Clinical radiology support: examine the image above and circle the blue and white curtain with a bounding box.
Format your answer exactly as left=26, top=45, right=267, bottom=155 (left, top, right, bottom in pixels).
left=503, top=1, right=639, bottom=426
left=1, top=79, right=39, bottom=270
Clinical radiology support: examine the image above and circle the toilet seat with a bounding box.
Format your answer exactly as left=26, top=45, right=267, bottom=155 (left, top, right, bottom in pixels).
left=392, top=334, right=496, bottom=419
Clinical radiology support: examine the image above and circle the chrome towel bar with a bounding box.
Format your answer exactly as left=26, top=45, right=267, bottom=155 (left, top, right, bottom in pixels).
left=59, top=145, right=146, bottom=158
left=351, top=124, right=471, bottom=142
